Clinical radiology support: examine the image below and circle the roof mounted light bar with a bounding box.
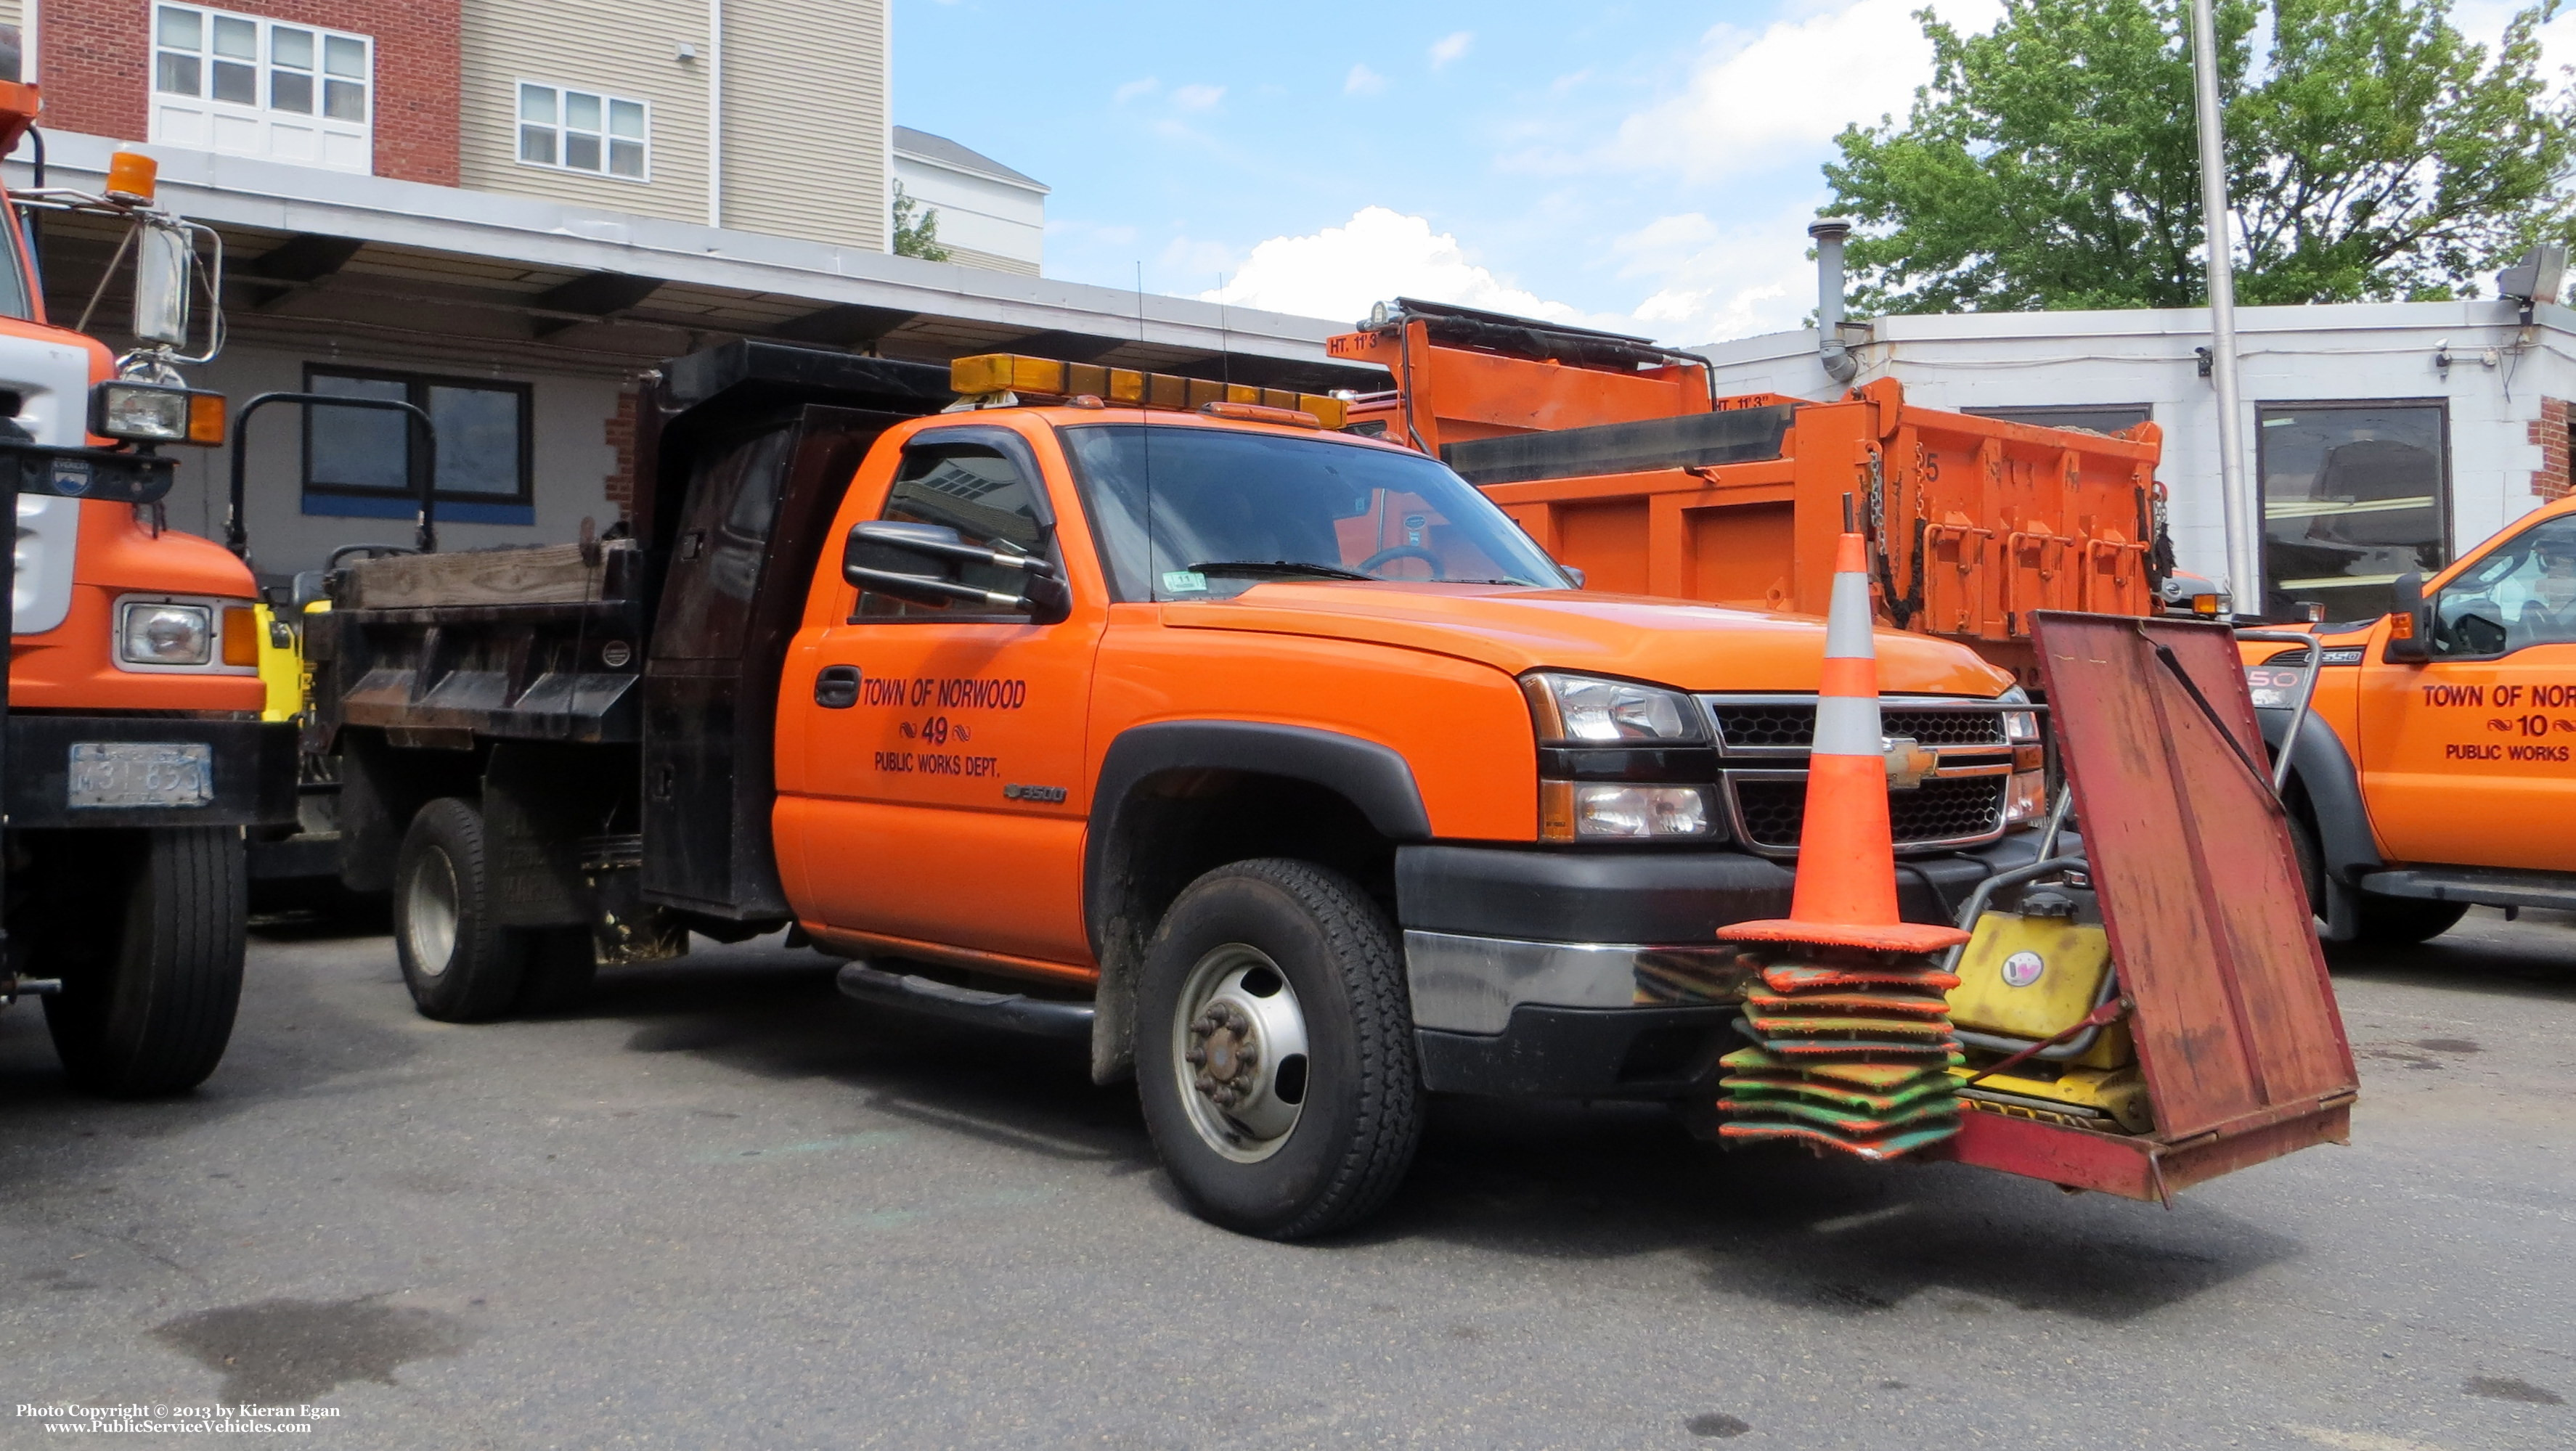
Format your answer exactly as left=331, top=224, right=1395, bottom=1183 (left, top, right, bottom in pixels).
left=947, top=354, right=1349, bottom=429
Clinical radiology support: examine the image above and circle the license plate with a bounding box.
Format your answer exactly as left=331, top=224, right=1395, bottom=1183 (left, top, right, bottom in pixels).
left=67, top=742, right=213, bottom=809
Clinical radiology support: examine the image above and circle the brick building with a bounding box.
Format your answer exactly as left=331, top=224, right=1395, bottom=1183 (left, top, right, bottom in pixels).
left=0, top=1, right=1361, bottom=573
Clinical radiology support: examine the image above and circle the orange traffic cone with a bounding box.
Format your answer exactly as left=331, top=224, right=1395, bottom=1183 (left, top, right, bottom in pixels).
left=1714, top=531, right=1972, bottom=1160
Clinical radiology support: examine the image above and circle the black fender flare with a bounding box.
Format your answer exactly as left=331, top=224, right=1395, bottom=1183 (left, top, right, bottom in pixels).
left=2257, top=711, right=2381, bottom=882
left=1080, top=722, right=1432, bottom=1082
left=2259, top=710, right=2381, bottom=941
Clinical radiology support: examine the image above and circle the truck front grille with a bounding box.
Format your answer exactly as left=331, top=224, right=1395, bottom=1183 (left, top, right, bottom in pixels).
left=1709, top=701, right=2008, bottom=750
left=1728, top=776, right=2010, bottom=854
left=1699, top=692, right=2023, bottom=857
left=1709, top=703, right=1816, bottom=748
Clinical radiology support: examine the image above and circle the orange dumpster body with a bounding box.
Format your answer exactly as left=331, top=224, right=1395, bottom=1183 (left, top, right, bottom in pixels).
left=1331, top=317, right=2168, bottom=679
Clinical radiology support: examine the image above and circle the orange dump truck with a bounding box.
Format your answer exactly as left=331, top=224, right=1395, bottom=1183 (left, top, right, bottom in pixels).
left=285, top=335, right=2370, bottom=1240
left=0, top=61, right=293, bottom=1095
left=1331, top=298, right=2174, bottom=677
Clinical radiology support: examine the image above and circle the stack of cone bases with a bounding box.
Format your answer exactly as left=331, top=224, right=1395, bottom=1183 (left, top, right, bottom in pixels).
left=1713, top=531, right=1972, bottom=1161
left=1718, top=952, right=1965, bottom=1158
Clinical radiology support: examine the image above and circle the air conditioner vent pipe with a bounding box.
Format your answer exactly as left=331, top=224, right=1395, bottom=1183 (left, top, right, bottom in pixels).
left=1809, top=216, right=1859, bottom=384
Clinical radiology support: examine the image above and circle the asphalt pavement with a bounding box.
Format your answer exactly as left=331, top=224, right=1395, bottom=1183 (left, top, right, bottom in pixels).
left=2, top=907, right=2571, bottom=1450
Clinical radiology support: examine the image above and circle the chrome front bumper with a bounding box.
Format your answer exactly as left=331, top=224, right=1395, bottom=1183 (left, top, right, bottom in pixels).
left=1402, top=930, right=1751, bottom=1035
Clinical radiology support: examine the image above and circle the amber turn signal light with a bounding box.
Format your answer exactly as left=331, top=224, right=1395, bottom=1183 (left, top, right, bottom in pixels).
left=219, top=605, right=259, bottom=666
left=187, top=391, right=225, bottom=445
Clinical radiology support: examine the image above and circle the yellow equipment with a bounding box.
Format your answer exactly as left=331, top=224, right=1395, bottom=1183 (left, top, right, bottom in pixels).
left=1947, top=890, right=2151, bottom=1132
left=255, top=598, right=327, bottom=723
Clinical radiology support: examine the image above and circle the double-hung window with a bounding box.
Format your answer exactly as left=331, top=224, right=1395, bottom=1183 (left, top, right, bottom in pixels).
left=150, top=4, right=372, bottom=172
left=302, top=367, right=534, bottom=526
left=518, top=83, right=649, bottom=180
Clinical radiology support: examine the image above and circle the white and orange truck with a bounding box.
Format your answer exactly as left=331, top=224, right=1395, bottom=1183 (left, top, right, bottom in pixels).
left=0, top=42, right=294, bottom=1095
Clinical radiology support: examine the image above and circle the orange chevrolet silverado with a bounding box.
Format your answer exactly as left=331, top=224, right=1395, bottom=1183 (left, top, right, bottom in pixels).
left=309, top=343, right=2052, bottom=1237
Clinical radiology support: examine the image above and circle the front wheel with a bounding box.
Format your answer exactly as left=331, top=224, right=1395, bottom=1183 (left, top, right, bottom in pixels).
left=42, top=827, right=247, bottom=1098
left=1135, top=859, right=1422, bottom=1239
left=2353, top=894, right=2469, bottom=947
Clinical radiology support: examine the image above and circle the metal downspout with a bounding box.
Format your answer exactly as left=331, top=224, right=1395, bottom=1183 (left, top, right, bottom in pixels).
left=2190, top=0, right=2257, bottom=615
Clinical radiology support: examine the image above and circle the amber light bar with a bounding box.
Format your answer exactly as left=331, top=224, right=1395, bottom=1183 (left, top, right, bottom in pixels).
left=949, top=354, right=1350, bottom=429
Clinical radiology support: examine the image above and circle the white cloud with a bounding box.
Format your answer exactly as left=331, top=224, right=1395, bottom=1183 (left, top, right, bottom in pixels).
left=2451, top=0, right=2576, bottom=72
left=1112, top=77, right=1158, bottom=106
left=1429, top=30, right=1473, bottom=69
left=1344, top=62, right=1387, bottom=96
left=1199, top=207, right=1584, bottom=326
left=1601, top=0, right=2000, bottom=182
left=1605, top=203, right=1827, bottom=345
left=1198, top=204, right=1830, bottom=347
left=1170, top=83, right=1226, bottom=112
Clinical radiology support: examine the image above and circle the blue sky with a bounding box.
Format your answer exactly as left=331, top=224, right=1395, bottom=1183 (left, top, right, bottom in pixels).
left=894, top=0, right=2565, bottom=346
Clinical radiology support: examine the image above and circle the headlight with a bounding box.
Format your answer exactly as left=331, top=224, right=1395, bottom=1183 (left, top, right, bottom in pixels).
left=1995, top=684, right=2043, bottom=743
left=90, top=381, right=225, bottom=445
left=1541, top=782, right=1713, bottom=840
left=1523, top=671, right=1706, bottom=743
left=94, top=381, right=188, bottom=440
left=120, top=601, right=212, bottom=665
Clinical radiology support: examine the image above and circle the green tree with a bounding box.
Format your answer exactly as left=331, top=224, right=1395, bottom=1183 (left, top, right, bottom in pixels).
left=892, top=181, right=951, bottom=262
left=1822, top=0, right=2576, bottom=314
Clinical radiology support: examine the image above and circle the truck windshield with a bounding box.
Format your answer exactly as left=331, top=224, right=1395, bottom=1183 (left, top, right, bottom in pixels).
left=1060, top=423, right=1569, bottom=600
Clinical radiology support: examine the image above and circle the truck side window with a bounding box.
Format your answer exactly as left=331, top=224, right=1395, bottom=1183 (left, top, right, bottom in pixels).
left=855, top=438, right=1051, bottom=619
left=2432, top=516, right=2576, bottom=656
left=0, top=220, right=28, bottom=322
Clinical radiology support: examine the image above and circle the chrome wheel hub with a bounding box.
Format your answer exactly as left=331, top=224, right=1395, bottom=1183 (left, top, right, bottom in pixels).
left=1171, top=944, right=1310, bottom=1163
left=404, top=847, right=460, bottom=978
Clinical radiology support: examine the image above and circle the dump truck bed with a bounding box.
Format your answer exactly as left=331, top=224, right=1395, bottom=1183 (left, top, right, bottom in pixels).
left=1334, top=304, right=2168, bottom=677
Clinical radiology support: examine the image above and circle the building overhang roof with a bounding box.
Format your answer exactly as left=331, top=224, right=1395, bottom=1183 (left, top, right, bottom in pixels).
left=1690, top=296, right=2576, bottom=369
left=9, top=132, right=1370, bottom=389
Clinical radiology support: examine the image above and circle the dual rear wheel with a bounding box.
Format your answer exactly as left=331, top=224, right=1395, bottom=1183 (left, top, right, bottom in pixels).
left=394, top=797, right=594, bottom=1021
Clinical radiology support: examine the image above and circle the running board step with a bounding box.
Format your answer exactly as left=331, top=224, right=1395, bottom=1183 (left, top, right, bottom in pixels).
left=834, top=962, right=1095, bottom=1041
left=2357, top=866, right=2576, bottom=912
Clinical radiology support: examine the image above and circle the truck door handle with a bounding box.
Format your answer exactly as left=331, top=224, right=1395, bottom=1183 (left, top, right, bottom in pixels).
left=814, top=666, right=860, bottom=708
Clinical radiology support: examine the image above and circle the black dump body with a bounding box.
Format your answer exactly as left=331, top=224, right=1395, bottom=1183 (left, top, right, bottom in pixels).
left=309, top=342, right=953, bottom=935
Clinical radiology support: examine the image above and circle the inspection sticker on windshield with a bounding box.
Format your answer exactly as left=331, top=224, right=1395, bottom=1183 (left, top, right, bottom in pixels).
left=68, top=742, right=213, bottom=809
left=1161, top=570, right=1208, bottom=594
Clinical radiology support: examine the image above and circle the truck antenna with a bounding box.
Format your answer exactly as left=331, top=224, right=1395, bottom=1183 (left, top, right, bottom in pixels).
left=1138, top=261, right=1156, bottom=597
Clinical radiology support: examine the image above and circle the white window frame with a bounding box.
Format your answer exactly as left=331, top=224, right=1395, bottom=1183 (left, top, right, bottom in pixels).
left=148, top=3, right=373, bottom=173
left=514, top=81, right=652, bottom=184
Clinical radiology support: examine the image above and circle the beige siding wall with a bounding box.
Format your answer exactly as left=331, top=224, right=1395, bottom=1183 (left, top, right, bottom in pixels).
left=940, top=245, right=1037, bottom=277
left=460, top=0, right=712, bottom=226
left=721, top=0, right=886, bottom=250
